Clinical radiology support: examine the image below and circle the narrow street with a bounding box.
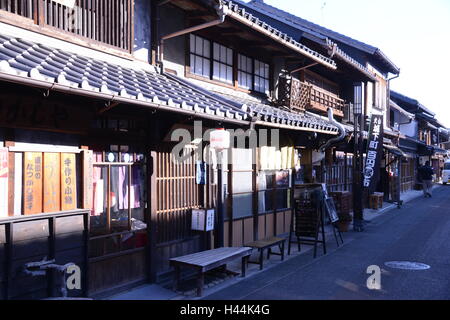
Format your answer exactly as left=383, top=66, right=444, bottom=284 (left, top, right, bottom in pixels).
left=204, top=185, right=450, bottom=300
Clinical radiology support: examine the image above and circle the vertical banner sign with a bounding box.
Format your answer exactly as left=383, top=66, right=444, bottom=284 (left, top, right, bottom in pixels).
left=82, top=150, right=94, bottom=210
left=363, top=115, right=384, bottom=194
left=44, top=153, right=61, bottom=212
left=24, top=152, right=43, bottom=215
left=0, top=148, right=8, bottom=217
left=61, top=153, right=77, bottom=211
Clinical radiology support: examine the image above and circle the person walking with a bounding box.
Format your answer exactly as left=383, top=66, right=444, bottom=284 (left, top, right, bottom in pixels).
left=418, top=161, right=435, bottom=198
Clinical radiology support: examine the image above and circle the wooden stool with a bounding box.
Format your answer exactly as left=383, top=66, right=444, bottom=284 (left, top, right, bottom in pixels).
left=369, top=193, right=384, bottom=210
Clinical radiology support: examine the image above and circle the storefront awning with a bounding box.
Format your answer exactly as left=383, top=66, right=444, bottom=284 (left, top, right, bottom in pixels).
left=383, top=143, right=408, bottom=158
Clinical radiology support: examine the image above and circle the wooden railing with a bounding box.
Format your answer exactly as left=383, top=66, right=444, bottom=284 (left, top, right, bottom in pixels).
left=0, top=0, right=33, bottom=18
left=0, top=0, right=133, bottom=52
left=0, top=209, right=90, bottom=299
left=278, top=74, right=345, bottom=117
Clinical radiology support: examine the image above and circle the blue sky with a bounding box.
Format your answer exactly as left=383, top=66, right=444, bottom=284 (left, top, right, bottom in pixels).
left=244, top=0, right=450, bottom=127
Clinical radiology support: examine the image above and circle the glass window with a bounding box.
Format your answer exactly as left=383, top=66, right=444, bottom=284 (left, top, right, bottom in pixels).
left=212, top=42, right=233, bottom=84
left=238, top=54, right=253, bottom=90
left=254, top=59, right=270, bottom=94
left=190, top=34, right=211, bottom=78
left=90, top=153, right=147, bottom=235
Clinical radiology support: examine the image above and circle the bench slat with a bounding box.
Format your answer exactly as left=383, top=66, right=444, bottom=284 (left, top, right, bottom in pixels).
left=245, top=237, right=285, bottom=249
left=169, top=247, right=252, bottom=269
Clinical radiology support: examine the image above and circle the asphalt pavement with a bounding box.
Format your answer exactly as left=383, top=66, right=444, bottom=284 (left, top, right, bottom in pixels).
left=204, top=185, right=450, bottom=300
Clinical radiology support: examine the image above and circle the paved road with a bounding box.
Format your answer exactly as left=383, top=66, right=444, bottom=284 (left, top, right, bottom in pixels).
left=204, top=186, right=450, bottom=300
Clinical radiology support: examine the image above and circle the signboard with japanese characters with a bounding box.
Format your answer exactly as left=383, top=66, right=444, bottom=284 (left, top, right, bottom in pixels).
left=363, top=115, right=384, bottom=194
left=24, top=152, right=43, bottom=215
left=43, top=153, right=61, bottom=212
left=0, top=148, right=8, bottom=217
left=192, top=208, right=215, bottom=232
left=61, top=153, right=77, bottom=211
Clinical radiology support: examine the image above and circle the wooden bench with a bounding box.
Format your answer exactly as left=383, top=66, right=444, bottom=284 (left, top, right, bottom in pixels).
left=245, top=237, right=286, bottom=270
left=169, top=247, right=253, bottom=297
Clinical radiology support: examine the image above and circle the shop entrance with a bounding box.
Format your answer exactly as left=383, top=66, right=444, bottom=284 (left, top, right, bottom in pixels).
left=87, top=149, right=149, bottom=297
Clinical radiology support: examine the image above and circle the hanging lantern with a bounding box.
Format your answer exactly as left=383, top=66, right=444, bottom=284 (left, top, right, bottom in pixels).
left=210, top=128, right=231, bottom=151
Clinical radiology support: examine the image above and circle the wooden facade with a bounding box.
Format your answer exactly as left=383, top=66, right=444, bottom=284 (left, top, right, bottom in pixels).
left=0, top=0, right=134, bottom=55
left=0, top=0, right=421, bottom=300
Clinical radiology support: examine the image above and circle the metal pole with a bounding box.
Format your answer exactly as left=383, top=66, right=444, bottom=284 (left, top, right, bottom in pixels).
left=215, top=150, right=224, bottom=248
left=353, top=113, right=364, bottom=232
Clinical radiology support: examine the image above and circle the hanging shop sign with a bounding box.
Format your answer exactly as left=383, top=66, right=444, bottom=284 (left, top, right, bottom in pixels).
left=363, top=115, right=384, bottom=194
left=61, top=153, right=77, bottom=211
left=24, top=152, right=43, bottom=215
left=43, top=153, right=61, bottom=213
left=0, top=94, right=94, bottom=134
left=0, top=148, right=8, bottom=217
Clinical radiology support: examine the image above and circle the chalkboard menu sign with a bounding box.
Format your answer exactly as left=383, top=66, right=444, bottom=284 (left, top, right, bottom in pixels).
left=289, top=184, right=326, bottom=258
left=289, top=183, right=343, bottom=257
left=293, top=199, right=320, bottom=238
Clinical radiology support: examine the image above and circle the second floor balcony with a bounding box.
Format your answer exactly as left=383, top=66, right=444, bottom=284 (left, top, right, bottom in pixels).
left=277, top=73, right=345, bottom=118
left=0, top=0, right=133, bottom=54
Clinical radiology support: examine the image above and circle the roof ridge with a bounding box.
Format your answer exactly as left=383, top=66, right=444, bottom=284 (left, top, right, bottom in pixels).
left=240, top=0, right=400, bottom=73
left=246, top=0, right=378, bottom=53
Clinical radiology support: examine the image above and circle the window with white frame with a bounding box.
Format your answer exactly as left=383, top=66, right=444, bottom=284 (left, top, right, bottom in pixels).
left=213, top=42, right=233, bottom=84
left=254, top=59, right=270, bottom=94
left=189, top=34, right=210, bottom=78
left=237, top=54, right=253, bottom=90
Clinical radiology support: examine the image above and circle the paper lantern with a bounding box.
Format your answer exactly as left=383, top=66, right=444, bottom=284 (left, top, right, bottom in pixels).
left=210, top=128, right=231, bottom=151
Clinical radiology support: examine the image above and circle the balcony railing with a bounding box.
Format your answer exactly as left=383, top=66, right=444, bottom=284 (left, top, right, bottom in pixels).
left=0, top=0, right=133, bottom=52
left=278, top=73, right=345, bottom=117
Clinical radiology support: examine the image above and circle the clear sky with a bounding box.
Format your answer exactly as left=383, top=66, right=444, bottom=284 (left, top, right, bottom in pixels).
left=244, top=0, right=450, bottom=127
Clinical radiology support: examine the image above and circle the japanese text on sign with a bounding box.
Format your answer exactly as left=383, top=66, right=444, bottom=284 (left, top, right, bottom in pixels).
left=363, top=115, right=384, bottom=192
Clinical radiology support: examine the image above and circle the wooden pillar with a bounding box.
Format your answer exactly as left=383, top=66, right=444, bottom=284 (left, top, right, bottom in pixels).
left=252, top=147, right=259, bottom=241
left=227, top=148, right=233, bottom=247
left=302, top=149, right=313, bottom=183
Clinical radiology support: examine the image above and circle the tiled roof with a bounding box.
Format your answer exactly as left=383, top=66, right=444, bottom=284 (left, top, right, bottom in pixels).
left=184, top=78, right=340, bottom=134
left=0, top=33, right=248, bottom=122
left=325, top=39, right=376, bottom=81
left=390, top=91, right=436, bottom=117
left=239, top=0, right=399, bottom=74
left=222, top=0, right=337, bottom=69
left=0, top=32, right=340, bottom=135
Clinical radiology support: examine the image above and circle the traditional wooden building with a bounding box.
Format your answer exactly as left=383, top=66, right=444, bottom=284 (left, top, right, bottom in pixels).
left=229, top=0, right=402, bottom=207
left=153, top=0, right=347, bottom=281
left=1, top=0, right=431, bottom=300
left=390, top=91, right=449, bottom=186
left=0, top=0, right=351, bottom=298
